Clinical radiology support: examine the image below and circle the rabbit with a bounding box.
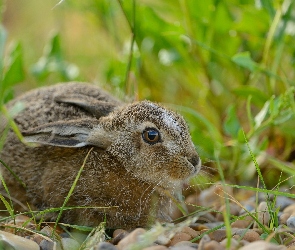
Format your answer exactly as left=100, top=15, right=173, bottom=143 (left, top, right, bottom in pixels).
left=0, top=82, right=201, bottom=228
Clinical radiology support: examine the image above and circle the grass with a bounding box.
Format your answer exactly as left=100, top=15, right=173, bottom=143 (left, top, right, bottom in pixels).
left=1, top=0, right=295, bottom=248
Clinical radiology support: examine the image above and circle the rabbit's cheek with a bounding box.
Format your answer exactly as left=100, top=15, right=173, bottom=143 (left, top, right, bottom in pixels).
left=166, top=156, right=200, bottom=180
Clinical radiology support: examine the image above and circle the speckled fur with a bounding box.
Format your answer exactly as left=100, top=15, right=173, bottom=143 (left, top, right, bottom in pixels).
left=0, top=82, right=201, bottom=228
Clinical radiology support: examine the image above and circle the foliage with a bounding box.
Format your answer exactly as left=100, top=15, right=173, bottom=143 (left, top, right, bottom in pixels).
left=1, top=0, right=295, bottom=245
left=1, top=0, right=295, bottom=185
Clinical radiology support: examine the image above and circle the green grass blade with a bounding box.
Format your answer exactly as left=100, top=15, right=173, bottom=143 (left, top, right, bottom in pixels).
left=54, top=147, right=94, bottom=232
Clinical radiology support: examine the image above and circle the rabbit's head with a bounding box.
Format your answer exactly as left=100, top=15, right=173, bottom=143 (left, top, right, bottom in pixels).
left=23, top=100, right=201, bottom=193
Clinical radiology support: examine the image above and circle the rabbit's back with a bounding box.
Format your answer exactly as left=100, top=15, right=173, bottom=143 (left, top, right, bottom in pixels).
left=0, top=82, right=201, bottom=228
left=6, top=82, right=122, bottom=131
left=0, top=82, right=123, bottom=219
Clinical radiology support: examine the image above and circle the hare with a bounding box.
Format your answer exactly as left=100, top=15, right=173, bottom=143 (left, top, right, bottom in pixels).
left=0, top=82, right=201, bottom=228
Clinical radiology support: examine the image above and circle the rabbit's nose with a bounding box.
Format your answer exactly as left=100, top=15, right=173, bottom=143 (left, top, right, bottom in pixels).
left=188, top=155, right=201, bottom=174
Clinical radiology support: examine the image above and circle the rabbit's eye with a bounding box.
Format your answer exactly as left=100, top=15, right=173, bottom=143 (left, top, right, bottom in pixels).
left=142, top=128, right=160, bottom=144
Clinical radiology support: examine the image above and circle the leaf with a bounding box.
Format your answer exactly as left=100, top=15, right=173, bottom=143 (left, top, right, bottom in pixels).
left=0, top=25, right=7, bottom=78
left=58, top=223, right=93, bottom=232
left=258, top=0, right=275, bottom=19
left=2, top=42, right=25, bottom=88
left=31, top=33, right=79, bottom=81
left=231, top=51, right=259, bottom=72
left=233, top=86, right=269, bottom=106
left=223, top=105, right=241, bottom=138
left=254, top=100, right=270, bottom=129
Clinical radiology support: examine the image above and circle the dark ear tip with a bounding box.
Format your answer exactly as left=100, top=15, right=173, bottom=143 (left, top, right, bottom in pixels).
left=54, top=95, right=65, bottom=103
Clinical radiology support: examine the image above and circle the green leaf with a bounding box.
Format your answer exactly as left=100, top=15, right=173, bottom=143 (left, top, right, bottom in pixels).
left=254, top=100, right=270, bottom=128
left=2, top=42, right=25, bottom=88
left=259, top=0, right=275, bottom=19
left=223, top=105, right=241, bottom=138
left=233, top=86, right=269, bottom=106
left=31, top=33, right=79, bottom=81
left=0, top=25, right=7, bottom=78
left=231, top=51, right=259, bottom=72
left=59, top=223, right=93, bottom=232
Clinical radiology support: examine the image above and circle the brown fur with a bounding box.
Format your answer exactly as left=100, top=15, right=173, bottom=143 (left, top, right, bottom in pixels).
left=0, top=82, right=201, bottom=228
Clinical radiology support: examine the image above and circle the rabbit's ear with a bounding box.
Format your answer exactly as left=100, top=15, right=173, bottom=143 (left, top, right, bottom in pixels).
left=22, top=119, right=111, bottom=149
left=55, top=94, right=117, bottom=118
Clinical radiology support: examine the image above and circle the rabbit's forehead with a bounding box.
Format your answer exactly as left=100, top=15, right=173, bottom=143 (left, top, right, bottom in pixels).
left=145, top=102, right=183, bottom=133
left=111, top=101, right=189, bottom=137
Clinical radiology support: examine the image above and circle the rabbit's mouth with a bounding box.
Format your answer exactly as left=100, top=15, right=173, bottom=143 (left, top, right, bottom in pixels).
left=186, top=155, right=202, bottom=176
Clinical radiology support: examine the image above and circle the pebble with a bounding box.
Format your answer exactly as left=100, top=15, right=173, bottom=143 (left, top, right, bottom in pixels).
left=0, top=230, right=40, bottom=250
left=254, top=202, right=270, bottom=227
left=168, top=232, right=191, bottom=246
left=61, top=237, right=80, bottom=250
left=232, top=229, right=260, bottom=242
left=287, top=216, right=295, bottom=228
left=111, top=229, right=129, bottom=245
left=197, top=184, right=233, bottom=208
left=31, top=226, right=54, bottom=244
left=117, top=228, right=146, bottom=250
left=238, top=240, right=287, bottom=250
left=198, top=234, right=211, bottom=249
left=203, top=240, right=225, bottom=250
left=216, top=203, right=240, bottom=221
left=281, top=204, right=295, bottom=226
left=231, top=215, right=253, bottom=228
left=181, top=226, right=200, bottom=238
left=172, top=240, right=198, bottom=248
left=170, top=246, right=196, bottom=250
left=220, top=238, right=241, bottom=249
left=185, top=193, right=199, bottom=213
left=5, top=215, right=35, bottom=235
left=95, top=242, right=119, bottom=250
left=142, top=245, right=168, bottom=250
left=275, top=196, right=295, bottom=210
left=208, top=229, right=227, bottom=242
left=39, top=239, right=56, bottom=250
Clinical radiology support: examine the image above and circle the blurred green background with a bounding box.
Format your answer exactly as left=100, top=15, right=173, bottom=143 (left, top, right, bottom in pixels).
left=1, top=0, right=295, bottom=187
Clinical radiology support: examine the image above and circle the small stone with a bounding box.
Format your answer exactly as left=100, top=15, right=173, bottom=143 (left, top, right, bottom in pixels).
left=198, top=184, right=233, bottom=208
left=117, top=228, right=146, bottom=250
left=216, top=203, right=240, bottom=221
left=280, top=204, right=295, bottom=225
left=231, top=215, right=253, bottom=228
left=170, top=207, right=183, bottom=220
left=202, top=222, right=224, bottom=229
left=238, top=240, right=287, bottom=250
left=111, top=229, right=129, bottom=245
left=280, top=212, right=290, bottom=225
left=239, top=204, right=255, bottom=215
left=169, top=232, right=191, bottom=246
left=113, top=229, right=127, bottom=238
left=208, top=229, right=227, bottom=242
left=233, top=229, right=260, bottom=242
left=0, top=230, right=39, bottom=250
left=198, top=234, right=211, bottom=249
left=283, top=203, right=295, bottom=214
left=61, top=237, right=80, bottom=250
left=287, top=216, right=295, bottom=228
left=95, top=242, right=118, bottom=250
left=142, top=246, right=169, bottom=250
left=6, top=215, right=35, bottom=230
left=39, top=239, right=56, bottom=250
left=173, top=240, right=198, bottom=248
left=181, top=227, right=200, bottom=238
left=185, top=194, right=199, bottom=213
left=41, top=225, right=54, bottom=236
left=254, top=202, right=270, bottom=227
left=220, top=238, right=240, bottom=248
left=203, top=240, right=225, bottom=250
left=276, top=196, right=295, bottom=211
left=170, top=246, right=196, bottom=250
